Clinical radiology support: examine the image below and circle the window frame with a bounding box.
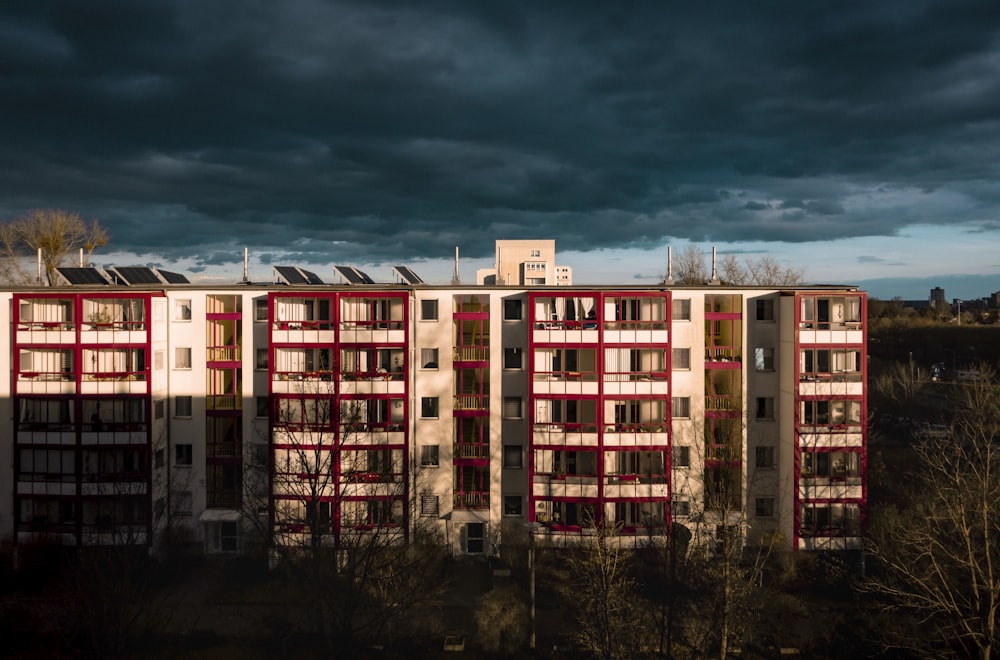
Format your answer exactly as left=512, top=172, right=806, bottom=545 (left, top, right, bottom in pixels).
left=174, top=395, right=193, bottom=417
left=174, top=347, right=192, bottom=370
left=503, top=299, right=523, bottom=320
left=755, top=396, right=775, bottom=420
left=754, top=347, right=775, bottom=371
left=174, top=299, right=192, bottom=321
left=420, top=397, right=439, bottom=419
left=503, top=397, right=523, bottom=419
left=503, top=347, right=524, bottom=370
left=755, top=299, right=775, bottom=321
left=672, top=347, right=690, bottom=370
left=504, top=495, right=523, bottom=516
left=755, top=497, right=775, bottom=518
left=671, top=299, right=691, bottom=321
left=420, top=299, right=439, bottom=321
left=420, top=445, right=440, bottom=467
left=671, top=396, right=690, bottom=419
left=503, top=445, right=523, bottom=469
left=755, top=446, right=776, bottom=469
left=175, top=444, right=193, bottom=467
left=420, top=348, right=439, bottom=369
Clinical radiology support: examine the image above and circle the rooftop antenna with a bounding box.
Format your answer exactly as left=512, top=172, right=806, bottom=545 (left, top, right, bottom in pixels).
left=37, top=248, right=43, bottom=284
left=664, top=246, right=675, bottom=285
left=709, top=245, right=721, bottom=285
left=79, top=248, right=84, bottom=267
left=242, top=247, right=249, bottom=283
left=451, top=246, right=461, bottom=285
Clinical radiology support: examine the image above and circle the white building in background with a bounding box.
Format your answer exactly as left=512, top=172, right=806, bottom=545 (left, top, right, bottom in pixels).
left=477, top=239, right=573, bottom=286
left=0, top=257, right=867, bottom=563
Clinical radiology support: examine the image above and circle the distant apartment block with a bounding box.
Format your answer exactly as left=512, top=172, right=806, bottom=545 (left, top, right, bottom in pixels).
left=0, top=257, right=867, bottom=561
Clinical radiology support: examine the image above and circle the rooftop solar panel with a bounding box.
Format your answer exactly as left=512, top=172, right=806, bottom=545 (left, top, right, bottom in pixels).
left=300, top=268, right=324, bottom=285
left=111, top=266, right=161, bottom=285
left=155, top=269, right=190, bottom=284
left=275, top=265, right=309, bottom=285
left=334, top=265, right=367, bottom=284
left=56, top=267, right=110, bottom=285
left=393, top=265, right=424, bottom=284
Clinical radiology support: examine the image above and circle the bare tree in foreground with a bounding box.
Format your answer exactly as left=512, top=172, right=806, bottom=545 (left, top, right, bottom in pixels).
left=554, top=518, right=648, bottom=660
left=0, top=209, right=108, bottom=284
left=865, top=368, right=1000, bottom=659
left=243, top=381, right=447, bottom=654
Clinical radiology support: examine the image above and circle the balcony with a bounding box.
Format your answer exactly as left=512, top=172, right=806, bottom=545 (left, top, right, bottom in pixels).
left=453, top=491, right=489, bottom=510
left=454, top=394, right=489, bottom=411
left=454, top=442, right=489, bottom=461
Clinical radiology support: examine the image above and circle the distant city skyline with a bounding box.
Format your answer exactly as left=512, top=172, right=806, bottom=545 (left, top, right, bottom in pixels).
left=3, top=2, right=999, bottom=301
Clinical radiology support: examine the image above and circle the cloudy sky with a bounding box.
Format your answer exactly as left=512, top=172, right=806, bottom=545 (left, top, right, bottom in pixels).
left=3, top=1, right=1000, bottom=299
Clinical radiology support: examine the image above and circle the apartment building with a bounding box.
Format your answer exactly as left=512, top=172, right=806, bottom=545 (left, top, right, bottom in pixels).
left=0, top=265, right=866, bottom=561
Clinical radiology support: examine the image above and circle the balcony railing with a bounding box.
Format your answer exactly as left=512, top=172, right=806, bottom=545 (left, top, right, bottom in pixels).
left=454, top=442, right=489, bottom=460
left=453, top=491, right=489, bottom=510
left=207, top=443, right=242, bottom=459
left=207, top=347, right=242, bottom=362
left=207, top=395, right=242, bottom=411
left=535, top=371, right=599, bottom=382
left=454, top=394, right=489, bottom=411
left=453, top=346, right=489, bottom=362
left=206, top=492, right=241, bottom=508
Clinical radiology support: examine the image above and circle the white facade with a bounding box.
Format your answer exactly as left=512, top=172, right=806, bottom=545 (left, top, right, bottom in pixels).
left=1, top=277, right=866, bottom=560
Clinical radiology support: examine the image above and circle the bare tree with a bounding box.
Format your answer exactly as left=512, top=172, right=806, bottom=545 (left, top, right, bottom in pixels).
left=0, top=209, right=108, bottom=285
left=475, top=584, right=530, bottom=654
left=864, top=368, right=1000, bottom=659
left=553, top=518, right=649, bottom=660
left=243, top=378, right=446, bottom=654
left=673, top=245, right=708, bottom=285
left=720, top=254, right=805, bottom=286
left=874, top=358, right=929, bottom=405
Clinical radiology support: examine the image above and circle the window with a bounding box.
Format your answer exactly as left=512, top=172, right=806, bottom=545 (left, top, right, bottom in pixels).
left=755, top=497, right=775, bottom=518
left=154, top=351, right=164, bottom=370
left=256, top=396, right=269, bottom=418
left=671, top=397, right=690, bottom=419
left=420, top=445, right=439, bottom=467
left=503, top=299, right=523, bottom=320
left=254, top=298, right=268, bottom=322
left=503, top=445, right=523, bottom=468
left=672, top=299, right=691, bottom=321
left=755, top=446, right=775, bottom=468
left=420, top=397, right=439, bottom=418
left=154, top=400, right=165, bottom=419
left=754, top=347, right=775, bottom=371
left=503, top=348, right=523, bottom=370
left=755, top=299, right=775, bottom=321
left=672, top=497, right=690, bottom=517
left=756, top=397, right=775, bottom=420
left=174, top=347, right=192, bottom=370
left=421, top=348, right=439, bottom=369
left=530, top=249, right=541, bottom=258
left=504, top=496, right=523, bottom=516
left=421, top=495, right=439, bottom=517
left=154, top=448, right=164, bottom=468
left=174, top=299, right=192, bottom=321
left=503, top=397, right=523, bottom=419
left=220, top=521, right=238, bottom=552
left=175, top=444, right=193, bottom=466
left=672, top=348, right=690, bottom=370
left=175, top=396, right=192, bottom=417
left=176, top=491, right=193, bottom=516
left=256, top=349, right=268, bottom=370
left=466, top=522, right=485, bottom=554
left=421, top=299, right=439, bottom=321
left=673, top=445, right=690, bottom=467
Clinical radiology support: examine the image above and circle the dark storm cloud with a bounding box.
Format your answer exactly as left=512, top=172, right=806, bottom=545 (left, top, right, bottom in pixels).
left=2, top=0, right=1000, bottom=270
